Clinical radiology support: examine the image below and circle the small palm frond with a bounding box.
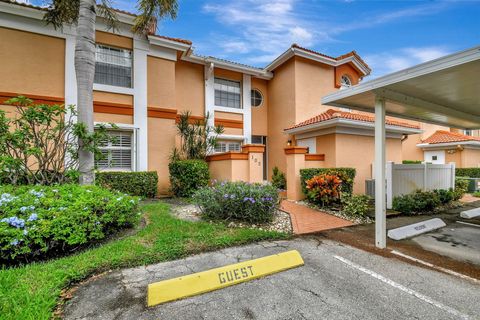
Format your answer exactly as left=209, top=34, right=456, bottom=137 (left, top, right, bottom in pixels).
left=97, top=0, right=119, bottom=31
left=132, top=0, right=178, bottom=34
left=43, top=0, right=80, bottom=29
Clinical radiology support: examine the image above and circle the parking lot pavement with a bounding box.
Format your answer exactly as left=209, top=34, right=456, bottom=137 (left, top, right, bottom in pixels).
left=64, top=238, right=480, bottom=320
left=411, top=221, right=480, bottom=265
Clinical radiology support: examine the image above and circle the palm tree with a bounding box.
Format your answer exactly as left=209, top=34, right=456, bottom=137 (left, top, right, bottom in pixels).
left=44, top=0, right=178, bottom=184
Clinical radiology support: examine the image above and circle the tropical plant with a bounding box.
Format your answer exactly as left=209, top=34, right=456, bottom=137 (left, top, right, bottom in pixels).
left=172, top=111, right=224, bottom=160
left=43, top=0, right=178, bottom=185
left=193, top=181, right=279, bottom=224
left=0, top=97, right=111, bottom=185
left=271, top=166, right=286, bottom=190
left=305, top=174, right=342, bottom=206
left=341, top=194, right=371, bottom=218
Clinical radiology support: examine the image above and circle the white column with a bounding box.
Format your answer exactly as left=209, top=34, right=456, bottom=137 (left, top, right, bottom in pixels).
left=64, top=33, right=77, bottom=166
left=204, top=63, right=215, bottom=128
left=243, top=74, right=252, bottom=144
left=386, top=161, right=393, bottom=209
left=134, top=40, right=148, bottom=171
left=375, top=97, right=386, bottom=248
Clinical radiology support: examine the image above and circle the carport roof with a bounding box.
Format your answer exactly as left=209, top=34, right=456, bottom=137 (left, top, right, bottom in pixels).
left=322, top=46, right=480, bottom=129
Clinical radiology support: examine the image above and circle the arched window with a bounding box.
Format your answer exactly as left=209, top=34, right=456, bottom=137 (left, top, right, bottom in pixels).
left=251, top=89, right=263, bottom=107
left=340, top=75, right=352, bottom=89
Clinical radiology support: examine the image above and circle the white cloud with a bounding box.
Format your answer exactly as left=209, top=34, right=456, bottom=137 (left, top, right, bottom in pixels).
left=201, top=0, right=452, bottom=66
left=221, top=40, right=250, bottom=54
left=364, top=46, right=451, bottom=77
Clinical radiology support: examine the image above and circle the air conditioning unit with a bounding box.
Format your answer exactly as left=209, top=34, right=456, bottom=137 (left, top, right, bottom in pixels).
left=365, top=179, right=375, bottom=198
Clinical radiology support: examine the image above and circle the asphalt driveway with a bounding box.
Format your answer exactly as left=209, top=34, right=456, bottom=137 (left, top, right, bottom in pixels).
left=63, top=238, right=479, bottom=320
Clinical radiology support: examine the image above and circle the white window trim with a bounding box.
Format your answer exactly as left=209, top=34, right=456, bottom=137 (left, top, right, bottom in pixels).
left=93, top=83, right=135, bottom=95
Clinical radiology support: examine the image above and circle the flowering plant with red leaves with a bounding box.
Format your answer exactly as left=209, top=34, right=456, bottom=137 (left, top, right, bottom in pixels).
left=305, top=174, right=342, bottom=206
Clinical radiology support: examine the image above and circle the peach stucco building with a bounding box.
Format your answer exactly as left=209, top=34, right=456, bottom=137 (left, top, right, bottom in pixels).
left=1, top=1, right=479, bottom=197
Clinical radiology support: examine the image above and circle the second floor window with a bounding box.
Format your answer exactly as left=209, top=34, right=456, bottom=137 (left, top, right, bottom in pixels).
left=94, top=45, right=132, bottom=88
left=214, top=78, right=241, bottom=109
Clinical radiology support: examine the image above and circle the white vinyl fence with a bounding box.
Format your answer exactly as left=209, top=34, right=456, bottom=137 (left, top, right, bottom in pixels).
left=385, top=162, right=456, bottom=209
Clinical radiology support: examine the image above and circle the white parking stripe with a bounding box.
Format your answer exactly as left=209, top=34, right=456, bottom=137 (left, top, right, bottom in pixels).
left=391, top=250, right=479, bottom=284
left=456, top=221, right=480, bottom=228
left=334, top=255, right=471, bottom=320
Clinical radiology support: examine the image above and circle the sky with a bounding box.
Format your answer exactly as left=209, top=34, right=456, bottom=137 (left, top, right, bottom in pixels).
left=26, top=0, right=480, bottom=77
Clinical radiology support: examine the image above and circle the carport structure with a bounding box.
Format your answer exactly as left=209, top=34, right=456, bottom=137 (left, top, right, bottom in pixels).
left=322, top=46, right=480, bottom=248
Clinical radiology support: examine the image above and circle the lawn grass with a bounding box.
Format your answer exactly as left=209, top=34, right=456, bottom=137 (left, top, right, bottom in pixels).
left=0, top=201, right=289, bottom=320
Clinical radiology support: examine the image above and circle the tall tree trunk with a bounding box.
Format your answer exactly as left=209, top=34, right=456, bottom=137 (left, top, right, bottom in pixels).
left=76, top=0, right=96, bottom=185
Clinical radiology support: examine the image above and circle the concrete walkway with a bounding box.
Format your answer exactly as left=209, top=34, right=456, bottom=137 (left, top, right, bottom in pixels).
left=63, top=238, right=480, bottom=320
left=280, top=200, right=353, bottom=234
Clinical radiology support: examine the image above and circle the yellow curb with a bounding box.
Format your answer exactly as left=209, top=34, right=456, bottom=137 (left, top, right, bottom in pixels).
left=147, top=250, right=304, bottom=307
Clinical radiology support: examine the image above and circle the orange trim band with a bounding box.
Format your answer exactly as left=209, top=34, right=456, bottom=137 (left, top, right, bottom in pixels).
left=215, top=118, right=243, bottom=129
left=242, top=144, right=265, bottom=153
left=284, top=146, right=308, bottom=154
left=206, top=152, right=249, bottom=162
left=305, top=154, right=325, bottom=161
left=147, top=107, right=178, bottom=119
left=0, top=92, right=64, bottom=105
left=175, top=114, right=204, bottom=124
left=94, top=101, right=133, bottom=116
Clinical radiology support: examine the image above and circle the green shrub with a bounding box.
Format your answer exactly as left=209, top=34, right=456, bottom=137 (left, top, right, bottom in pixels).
left=271, top=166, right=286, bottom=190
left=300, top=168, right=356, bottom=196
left=169, top=160, right=210, bottom=197
left=434, top=189, right=455, bottom=204
left=341, top=194, right=371, bottom=217
left=305, top=174, right=342, bottom=206
left=96, top=171, right=158, bottom=198
left=193, top=181, right=278, bottom=223
left=392, top=190, right=441, bottom=215
left=456, top=168, right=480, bottom=178
left=0, top=184, right=139, bottom=262
left=454, top=177, right=469, bottom=200
left=402, top=160, right=422, bottom=164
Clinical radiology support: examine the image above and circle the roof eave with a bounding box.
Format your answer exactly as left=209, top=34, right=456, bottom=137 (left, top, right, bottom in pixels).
left=284, top=118, right=421, bottom=135
left=148, top=34, right=191, bottom=52
left=417, top=141, right=480, bottom=148
left=265, top=46, right=370, bottom=76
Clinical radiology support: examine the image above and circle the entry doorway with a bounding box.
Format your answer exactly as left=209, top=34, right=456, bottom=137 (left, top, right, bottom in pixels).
left=251, top=135, right=268, bottom=180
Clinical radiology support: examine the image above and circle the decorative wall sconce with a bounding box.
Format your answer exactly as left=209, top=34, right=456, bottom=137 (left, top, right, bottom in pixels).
left=287, top=140, right=292, bottom=146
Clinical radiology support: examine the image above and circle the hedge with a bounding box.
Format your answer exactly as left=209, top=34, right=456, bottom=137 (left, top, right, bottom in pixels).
left=96, top=171, right=158, bottom=198
left=456, top=168, right=480, bottom=178
left=169, top=160, right=210, bottom=197
left=402, top=160, right=422, bottom=164
left=300, top=168, right=356, bottom=196
left=0, top=184, right=139, bottom=262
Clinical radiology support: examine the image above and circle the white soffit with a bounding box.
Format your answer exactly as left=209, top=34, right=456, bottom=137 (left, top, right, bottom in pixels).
left=322, top=46, right=480, bottom=129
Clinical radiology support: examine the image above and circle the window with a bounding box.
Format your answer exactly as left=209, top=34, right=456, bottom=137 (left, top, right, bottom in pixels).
left=340, top=75, right=352, bottom=89
left=464, top=129, right=473, bottom=136
left=96, top=131, right=133, bottom=170
left=94, top=45, right=132, bottom=88
left=432, top=155, right=438, bottom=161
left=215, top=141, right=241, bottom=153
left=214, top=78, right=241, bottom=109
left=251, top=89, right=263, bottom=107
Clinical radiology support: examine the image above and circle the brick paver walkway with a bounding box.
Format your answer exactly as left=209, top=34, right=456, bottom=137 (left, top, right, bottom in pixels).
left=280, top=200, right=354, bottom=235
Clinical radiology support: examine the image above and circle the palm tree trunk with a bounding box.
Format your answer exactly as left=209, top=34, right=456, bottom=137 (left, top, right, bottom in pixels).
left=76, top=0, right=96, bottom=185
